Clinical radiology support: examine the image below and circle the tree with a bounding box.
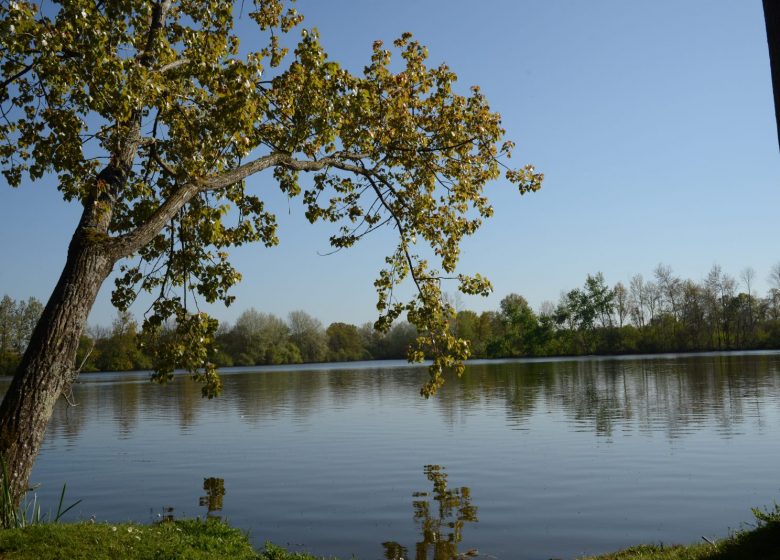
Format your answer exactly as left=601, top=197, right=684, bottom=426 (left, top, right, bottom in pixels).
left=93, top=310, right=150, bottom=372
left=628, top=274, right=648, bottom=329
left=0, top=0, right=541, bottom=504
left=220, top=308, right=297, bottom=365
left=325, top=322, right=366, bottom=362
left=452, top=310, right=479, bottom=353
left=380, top=321, right=418, bottom=359
left=653, top=264, right=681, bottom=348
left=703, top=264, right=736, bottom=350
left=287, top=310, right=327, bottom=363
left=741, top=266, right=756, bottom=299
left=0, top=295, right=44, bottom=375
left=613, top=282, right=629, bottom=328
left=497, top=293, right=539, bottom=356
left=554, top=289, right=586, bottom=353
left=583, top=272, right=614, bottom=329
left=654, top=264, right=681, bottom=322
left=0, top=296, right=16, bottom=357
left=740, top=266, right=757, bottom=332
left=678, top=279, right=707, bottom=349
left=0, top=296, right=43, bottom=356
left=554, top=273, right=614, bottom=354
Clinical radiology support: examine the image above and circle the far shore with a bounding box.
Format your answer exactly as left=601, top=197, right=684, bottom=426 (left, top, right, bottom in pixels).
left=3, top=348, right=778, bottom=379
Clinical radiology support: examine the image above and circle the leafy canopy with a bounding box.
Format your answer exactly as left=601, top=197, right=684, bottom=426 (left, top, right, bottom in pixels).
left=0, top=0, right=542, bottom=397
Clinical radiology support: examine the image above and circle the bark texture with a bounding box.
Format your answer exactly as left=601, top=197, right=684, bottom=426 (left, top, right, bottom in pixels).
left=0, top=200, right=115, bottom=505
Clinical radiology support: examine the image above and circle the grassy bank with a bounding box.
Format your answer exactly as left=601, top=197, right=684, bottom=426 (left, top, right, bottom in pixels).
left=581, top=508, right=780, bottom=560
left=0, top=511, right=777, bottom=560
left=0, top=519, right=327, bottom=560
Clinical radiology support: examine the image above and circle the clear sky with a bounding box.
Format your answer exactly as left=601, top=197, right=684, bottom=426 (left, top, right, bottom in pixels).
left=1, top=1, right=779, bottom=328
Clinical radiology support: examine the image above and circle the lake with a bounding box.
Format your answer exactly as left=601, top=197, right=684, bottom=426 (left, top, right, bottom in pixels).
left=5, top=352, right=780, bottom=559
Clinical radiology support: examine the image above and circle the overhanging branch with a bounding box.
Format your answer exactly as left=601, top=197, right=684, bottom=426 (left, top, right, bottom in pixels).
left=109, top=151, right=376, bottom=258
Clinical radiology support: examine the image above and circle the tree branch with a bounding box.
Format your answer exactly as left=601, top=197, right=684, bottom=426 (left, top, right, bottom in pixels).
left=0, top=62, right=35, bottom=90
left=102, top=0, right=173, bottom=203
left=109, top=151, right=374, bottom=258
left=158, top=58, right=189, bottom=73
left=150, top=149, right=179, bottom=178
left=138, top=0, right=173, bottom=66
left=197, top=151, right=372, bottom=190
left=362, top=172, right=423, bottom=294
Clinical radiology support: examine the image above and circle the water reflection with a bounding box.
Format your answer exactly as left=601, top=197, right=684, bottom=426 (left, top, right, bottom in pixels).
left=17, top=353, right=780, bottom=443
left=199, top=477, right=225, bottom=518
left=383, top=465, right=478, bottom=560
left=454, top=354, right=779, bottom=439
left=14, top=353, right=780, bottom=560
left=153, top=476, right=225, bottom=522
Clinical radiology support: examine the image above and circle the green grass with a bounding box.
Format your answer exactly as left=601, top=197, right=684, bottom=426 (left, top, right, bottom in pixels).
left=580, top=509, right=780, bottom=560
left=0, top=519, right=320, bottom=560
left=1, top=456, right=81, bottom=529
left=0, top=510, right=777, bottom=560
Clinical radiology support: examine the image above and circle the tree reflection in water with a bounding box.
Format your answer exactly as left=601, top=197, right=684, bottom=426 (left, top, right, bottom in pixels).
left=152, top=476, right=225, bottom=522
left=383, top=465, right=478, bottom=560
left=36, top=354, right=780, bottom=442
left=199, top=477, right=225, bottom=518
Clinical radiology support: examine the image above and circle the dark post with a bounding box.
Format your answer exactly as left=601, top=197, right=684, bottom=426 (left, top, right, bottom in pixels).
left=763, top=0, right=780, bottom=152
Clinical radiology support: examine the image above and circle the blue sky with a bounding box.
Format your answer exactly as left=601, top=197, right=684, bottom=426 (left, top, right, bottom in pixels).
left=1, top=1, right=779, bottom=328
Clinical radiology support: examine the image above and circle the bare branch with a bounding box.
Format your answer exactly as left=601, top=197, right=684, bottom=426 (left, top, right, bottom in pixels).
left=158, top=58, right=189, bottom=73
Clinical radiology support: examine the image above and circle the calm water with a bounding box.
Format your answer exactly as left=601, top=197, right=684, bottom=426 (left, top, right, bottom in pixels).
left=4, top=352, right=780, bottom=560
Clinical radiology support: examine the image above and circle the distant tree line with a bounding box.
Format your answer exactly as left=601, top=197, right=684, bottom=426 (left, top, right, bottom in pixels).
left=3, top=262, right=780, bottom=375
left=457, top=264, right=780, bottom=358
left=0, top=295, right=44, bottom=376
left=209, top=309, right=418, bottom=367
left=64, top=308, right=419, bottom=373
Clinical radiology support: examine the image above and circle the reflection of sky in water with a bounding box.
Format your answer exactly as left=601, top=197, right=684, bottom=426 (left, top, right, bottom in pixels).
left=4, top=352, right=779, bottom=560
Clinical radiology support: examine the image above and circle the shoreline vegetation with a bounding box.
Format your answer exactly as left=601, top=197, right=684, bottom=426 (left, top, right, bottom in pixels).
left=4, top=264, right=780, bottom=377
left=0, top=507, right=777, bottom=560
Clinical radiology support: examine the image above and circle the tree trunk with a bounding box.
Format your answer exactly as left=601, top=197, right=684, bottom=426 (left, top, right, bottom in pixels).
left=0, top=203, right=115, bottom=506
